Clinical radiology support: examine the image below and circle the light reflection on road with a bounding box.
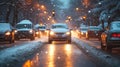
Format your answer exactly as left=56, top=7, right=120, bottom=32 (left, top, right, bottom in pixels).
left=22, top=44, right=73, bottom=67
left=23, top=53, right=40, bottom=67
left=48, top=44, right=55, bottom=67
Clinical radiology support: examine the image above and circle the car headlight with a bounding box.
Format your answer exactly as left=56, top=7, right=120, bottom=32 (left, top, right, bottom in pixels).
left=50, top=31, right=55, bottom=35
left=36, top=31, right=39, bottom=34
left=14, top=30, right=17, bottom=33
left=81, top=32, right=83, bottom=35
left=66, top=32, right=70, bottom=35
left=5, top=32, right=11, bottom=35
left=29, top=30, right=33, bottom=33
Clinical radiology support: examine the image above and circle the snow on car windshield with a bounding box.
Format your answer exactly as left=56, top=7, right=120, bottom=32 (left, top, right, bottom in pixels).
left=0, top=23, right=11, bottom=31
left=16, top=24, right=32, bottom=29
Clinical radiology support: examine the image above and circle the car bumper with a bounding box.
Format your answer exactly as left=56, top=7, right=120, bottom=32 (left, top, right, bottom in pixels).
left=15, top=33, right=34, bottom=38
left=49, top=35, right=71, bottom=41
left=0, top=35, right=11, bottom=41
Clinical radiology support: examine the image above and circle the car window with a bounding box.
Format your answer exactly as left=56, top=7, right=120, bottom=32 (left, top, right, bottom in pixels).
left=89, top=27, right=100, bottom=31
left=38, top=26, right=46, bottom=29
left=16, top=24, right=32, bottom=29
left=111, top=23, right=120, bottom=29
left=80, top=28, right=88, bottom=31
left=52, top=25, right=68, bottom=29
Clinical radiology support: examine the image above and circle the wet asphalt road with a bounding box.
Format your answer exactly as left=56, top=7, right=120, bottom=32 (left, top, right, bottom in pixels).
left=22, top=42, right=98, bottom=67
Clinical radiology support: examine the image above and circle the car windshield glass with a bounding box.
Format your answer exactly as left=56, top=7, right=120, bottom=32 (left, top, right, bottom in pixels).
left=16, top=24, right=32, bottom=29
left=38, top=26, right=46, bottom=29
left=52, top=25, right=68, bottom=29
left=80, top=28, right=87, bottom=31
left=89, top=27, right=100, bottom=31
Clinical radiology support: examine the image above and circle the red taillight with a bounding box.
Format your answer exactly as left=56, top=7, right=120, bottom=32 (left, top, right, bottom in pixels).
left=111, top=33, right=120, bottom=38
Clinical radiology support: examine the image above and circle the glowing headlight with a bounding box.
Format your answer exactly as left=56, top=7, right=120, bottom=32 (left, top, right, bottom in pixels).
left=81, top=32, right=83, bottom=35
left=36, top=31, right=38, bottom=34
left=50, top=31, right=55, bottom=35
left=66, top=32, right=70, bottom=35
left=5, top=32, right=11, bottom=35
left=14, top=30, right=17, bottom=33
left=29, top=30, right=33, bottom=33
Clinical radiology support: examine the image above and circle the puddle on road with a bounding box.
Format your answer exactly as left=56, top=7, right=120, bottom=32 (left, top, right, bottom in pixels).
left=23, top=53, right=40, bottom=67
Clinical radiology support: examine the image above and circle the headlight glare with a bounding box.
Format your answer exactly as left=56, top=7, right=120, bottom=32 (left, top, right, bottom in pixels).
left=66, top=32, right=70, bottom=35
left=50, top=31, right=55, bottom=35
left=29, top=30, right=33, bottom=33
left=5, top=32, right=11, bottom=35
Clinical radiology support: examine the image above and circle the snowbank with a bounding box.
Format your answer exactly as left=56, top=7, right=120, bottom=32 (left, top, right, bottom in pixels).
left=73, top=37, right=120, bottom=67
left=0, top=41, right=43, bottom=67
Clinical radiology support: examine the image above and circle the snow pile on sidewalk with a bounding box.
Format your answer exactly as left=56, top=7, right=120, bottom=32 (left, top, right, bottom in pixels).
left=0, top=41, right=42, bottom=66
left=73, top=37, right=120, bottom=67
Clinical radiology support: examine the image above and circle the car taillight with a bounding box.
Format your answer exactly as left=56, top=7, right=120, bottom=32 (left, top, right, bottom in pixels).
left=111, top=33, right=120, bottom=38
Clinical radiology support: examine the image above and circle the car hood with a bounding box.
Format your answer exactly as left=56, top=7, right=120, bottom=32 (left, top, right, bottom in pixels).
left=51, top=28, right=69, bottom=33
left=17, top=29, right=31, bottom=31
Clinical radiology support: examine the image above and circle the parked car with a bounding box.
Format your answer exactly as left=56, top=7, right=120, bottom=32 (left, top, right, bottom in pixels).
left=15, top=20, right=35, bottom=40
left=86, top=26, right=102, bottom=40
left=78, top=27, right=88, bottom=38
left=0, top=23, right=15, bottom=43
left=101, top=21, right=120, bottom=52
left=48, top=23, right=71, bottom=43
left=38, top=25, right=47, bottom=35
left=34, top=24, right=41, bottom=38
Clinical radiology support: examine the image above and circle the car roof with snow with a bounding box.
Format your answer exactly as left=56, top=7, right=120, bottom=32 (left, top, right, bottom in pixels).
left=0, top=23, right=12, bottom=31
left=52, top=23, right=67, bottom=26
left=17, top=20, right=33, bottom=24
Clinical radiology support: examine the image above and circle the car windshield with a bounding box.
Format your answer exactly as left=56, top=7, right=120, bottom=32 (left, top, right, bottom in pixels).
left=38, top=26, right=46, bottom=29
left=16, top=24, right=32, bottom=29
left=89, top=27, right=100, bottom=31
left=52, top=25, right=68, bottom=29
left=80, top=28, right=88, bottom=31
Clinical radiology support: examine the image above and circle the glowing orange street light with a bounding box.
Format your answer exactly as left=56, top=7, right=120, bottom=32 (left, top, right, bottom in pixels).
left=41, top=5, right=46, bottom=10
left=82, top=16, right=86, bottom=21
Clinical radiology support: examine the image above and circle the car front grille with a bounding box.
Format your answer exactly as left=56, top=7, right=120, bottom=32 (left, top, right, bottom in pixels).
left=55, top=33, right=65, bottom=35
left=17, top=31, right=29, bottom=34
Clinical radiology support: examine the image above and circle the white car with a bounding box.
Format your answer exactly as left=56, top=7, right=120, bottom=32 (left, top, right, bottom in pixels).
left=101, top=21, right=120, bottom=52
left=78, top=27, right=88, bottom=38
left=48, top=23, right=71, bottom=43
left=15, top=20, right=35, bottom=40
